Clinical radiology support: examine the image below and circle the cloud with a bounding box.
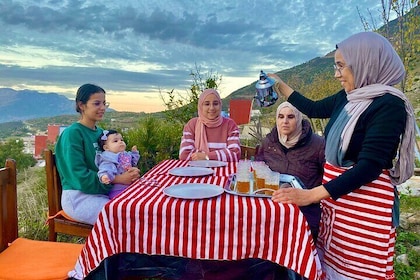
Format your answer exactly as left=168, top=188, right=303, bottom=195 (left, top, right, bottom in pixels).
left=0, top=0, right=388, bottom=112
left=0, top=64, right=190, bottom=91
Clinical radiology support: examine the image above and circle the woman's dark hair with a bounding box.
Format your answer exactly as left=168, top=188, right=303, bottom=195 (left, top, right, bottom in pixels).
left=97, top=129, right=118, bottom=151
left=75, top=83, right=106, bottom=113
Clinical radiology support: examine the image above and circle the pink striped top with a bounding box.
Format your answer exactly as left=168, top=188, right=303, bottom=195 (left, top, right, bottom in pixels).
left=179, top=117, right=241, bottom=162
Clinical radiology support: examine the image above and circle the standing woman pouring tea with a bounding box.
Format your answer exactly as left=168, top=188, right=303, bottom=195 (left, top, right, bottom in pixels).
left=269, top=32, right=415, bottom=279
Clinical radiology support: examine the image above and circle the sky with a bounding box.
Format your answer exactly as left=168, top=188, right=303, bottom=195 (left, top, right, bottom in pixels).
left=0, top=0, right=389, bottom=113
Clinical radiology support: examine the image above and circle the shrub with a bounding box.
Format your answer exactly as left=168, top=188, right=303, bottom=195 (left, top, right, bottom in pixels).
left=124, top=116, right=183, bottom=174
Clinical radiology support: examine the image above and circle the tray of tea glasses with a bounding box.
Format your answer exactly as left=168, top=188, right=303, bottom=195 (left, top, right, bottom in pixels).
left=223, top=173, right=304, bottom=198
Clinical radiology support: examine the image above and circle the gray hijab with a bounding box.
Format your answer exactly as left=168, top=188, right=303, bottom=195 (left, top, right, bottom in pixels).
left=325, top=32, right=415, bottom=185
left=276, top=102, right=303, bottom=148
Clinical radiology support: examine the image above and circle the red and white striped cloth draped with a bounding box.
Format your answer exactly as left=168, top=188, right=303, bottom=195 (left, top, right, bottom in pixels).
left=318, top=162, right=396, bottom=280
left=75, top=160, right=322, bottom=279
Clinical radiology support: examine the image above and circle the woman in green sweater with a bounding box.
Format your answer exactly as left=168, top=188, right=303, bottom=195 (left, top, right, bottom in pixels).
left=55, top=84, right=140, bottom=225
left=269, top=32, right=415, bottom=279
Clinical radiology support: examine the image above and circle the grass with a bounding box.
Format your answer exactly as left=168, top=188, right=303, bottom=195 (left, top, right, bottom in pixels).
left=395, top=230, right=420, bottom=280
left=16, top=165, right=420, bottom=279
left=17, top=165, right=85, bottom=243
left=17, top=167, right=49, bottom=240
left=401, top=194, right=420, bottom=212
left=396, top=193, right=420, bottom=280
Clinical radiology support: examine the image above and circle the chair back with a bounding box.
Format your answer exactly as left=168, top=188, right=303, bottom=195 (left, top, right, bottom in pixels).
left=45, top=149, right=62, bottom=219
left=240, top=144, right=259, bottom=160
left=0, top=159, right=18, bottom=252
left=44, top=149, right=93, bottom=241
left=229, top=99, right=253, bottom=125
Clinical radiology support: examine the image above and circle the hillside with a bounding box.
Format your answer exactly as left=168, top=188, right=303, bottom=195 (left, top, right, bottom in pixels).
left=0, top=5, right=418, bottom=138
left=0, top=88, right=77, bottom=123
left=1, top=50, right=418, bottom=139
left=0, top=110, right=164, bottom=139
left=223, top=54, right=336, bottom=110
left=226, top=5, right=420, bottom=111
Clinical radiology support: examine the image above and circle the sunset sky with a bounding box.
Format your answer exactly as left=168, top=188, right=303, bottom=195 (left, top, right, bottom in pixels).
left=0, top=0, right=392, bottom=113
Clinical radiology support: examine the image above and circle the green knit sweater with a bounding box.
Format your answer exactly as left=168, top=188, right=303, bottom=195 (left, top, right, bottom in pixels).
left=55, top=122, right=112, bottom=194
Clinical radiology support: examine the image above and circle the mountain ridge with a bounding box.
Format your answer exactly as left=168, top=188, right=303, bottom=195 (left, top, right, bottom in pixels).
left=0, top=54, right=336, bottom=125
left=0, top=88, right=77, bottom=123
left=1, top=6, right=418, bottom=126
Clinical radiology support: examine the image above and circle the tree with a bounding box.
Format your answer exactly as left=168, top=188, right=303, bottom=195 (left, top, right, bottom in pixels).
left=160, top=64, right=222, bottom=125
left=357, top=1, right=419, bottom=92
left=0, top=138, right=37, bottom=170
left=123, top=117, right=183, bottom=173
left=358, top=1, right=420, bottom=159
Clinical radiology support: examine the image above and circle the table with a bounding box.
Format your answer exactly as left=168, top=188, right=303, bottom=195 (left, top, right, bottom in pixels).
left=74, top=159, right=321, bottom=279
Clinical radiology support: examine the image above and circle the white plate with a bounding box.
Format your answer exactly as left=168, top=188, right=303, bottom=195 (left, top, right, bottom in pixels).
left=188, top=160, right=227, bottom=168
left=163, top=183, right=224, bottom=199
left=168, top=166, right=214, bottom=177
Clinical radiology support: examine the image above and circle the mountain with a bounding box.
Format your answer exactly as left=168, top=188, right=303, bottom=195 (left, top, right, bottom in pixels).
left=0, top=6, right=418, bottom=126
left=0, top=88, right=77, bottom=123
left=224, top=54, right=335, bottom=105
left=226, top=5, right=420, bottom=108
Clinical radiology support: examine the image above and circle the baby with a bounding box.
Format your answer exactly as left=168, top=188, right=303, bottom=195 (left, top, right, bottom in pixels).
left=95, top=129, right=140, bottom=199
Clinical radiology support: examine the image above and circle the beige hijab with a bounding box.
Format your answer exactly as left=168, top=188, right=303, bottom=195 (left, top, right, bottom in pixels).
left=276, top=102, right=303, bottom=149
left=194, top=89, right=223, bottom=153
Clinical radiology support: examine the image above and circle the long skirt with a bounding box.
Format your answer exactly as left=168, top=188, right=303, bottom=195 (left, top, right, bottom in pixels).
left=317, top=162, right=396, bottom=280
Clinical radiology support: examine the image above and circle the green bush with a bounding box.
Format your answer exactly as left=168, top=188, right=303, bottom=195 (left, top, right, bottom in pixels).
left=395, top=230, right=420, bottom=280
left=0, top=138, right=37, bottom=170
left=124, top=116, right=183, bottom=174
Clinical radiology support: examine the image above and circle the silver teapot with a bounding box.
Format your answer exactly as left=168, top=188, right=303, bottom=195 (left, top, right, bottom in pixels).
left=254, top=70, right=278, bottom=107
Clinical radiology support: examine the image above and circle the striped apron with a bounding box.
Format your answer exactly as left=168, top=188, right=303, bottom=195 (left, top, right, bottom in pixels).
left=317, top=162, right=396, bottom=280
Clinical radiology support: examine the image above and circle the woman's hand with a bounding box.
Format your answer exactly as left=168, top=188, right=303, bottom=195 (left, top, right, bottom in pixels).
left=267, top=73, right=294, bottom=99
left=114, top=167, right=141, bottom=185
left=191, top=151, right=208, bottom=161
left=271, top=185, right=330, bottom=206
left=267, top=73, right=283, bottom=83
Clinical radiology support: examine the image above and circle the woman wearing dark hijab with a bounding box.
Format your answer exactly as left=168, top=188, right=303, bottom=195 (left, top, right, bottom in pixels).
left=269, top=32, right=415, bottom=279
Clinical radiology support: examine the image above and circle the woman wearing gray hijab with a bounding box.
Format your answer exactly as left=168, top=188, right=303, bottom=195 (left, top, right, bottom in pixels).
left=256, top=101, right=325, bottom=242
left=256, top=101, right=325, bottom=280
left=268, top=32, right=415, bottom=279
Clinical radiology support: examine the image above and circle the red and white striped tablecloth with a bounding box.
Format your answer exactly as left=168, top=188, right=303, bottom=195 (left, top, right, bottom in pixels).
left=76, top=160, right=321, bottom=279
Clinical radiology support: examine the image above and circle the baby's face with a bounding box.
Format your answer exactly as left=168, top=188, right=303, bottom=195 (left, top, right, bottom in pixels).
left=104, top=133, right=127, bottom=153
